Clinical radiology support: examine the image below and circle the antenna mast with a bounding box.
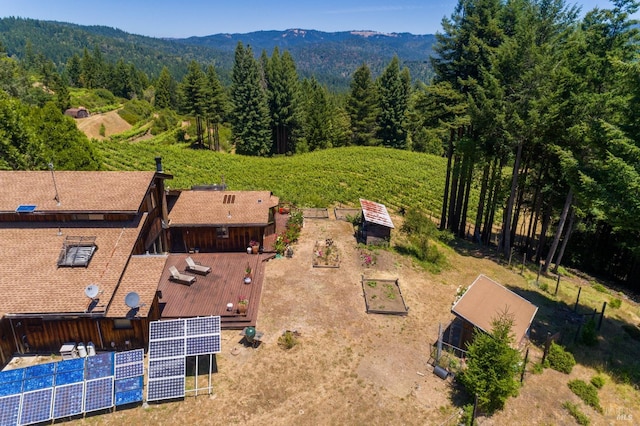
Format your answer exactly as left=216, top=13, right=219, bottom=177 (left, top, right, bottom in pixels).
left=48, top=162, right=61, bottom=206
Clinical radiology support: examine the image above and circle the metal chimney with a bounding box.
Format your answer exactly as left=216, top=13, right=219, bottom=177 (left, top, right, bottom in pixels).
left=155, top=157, right=163, bottom=173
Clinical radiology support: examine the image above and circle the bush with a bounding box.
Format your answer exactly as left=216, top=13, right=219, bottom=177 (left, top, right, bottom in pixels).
left=568, top=379, right=602, bottom=413
left=278, top=331, right=299, bottom=350
left=609, top=298, right=622, bottom=309
left=581, top=318, right=598, bottom=346
left=590, top=375, right=605, bottom=389
left=150, top=109, right=178, bottom=135
left=562, top=401, right=590, bottom=425
left=546, top=342, right=576, bottom=374
left=117, top=99, right=153, bottom=125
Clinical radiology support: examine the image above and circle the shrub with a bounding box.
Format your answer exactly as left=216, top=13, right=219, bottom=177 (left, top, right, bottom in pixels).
left=567, top=379, right=602, bottom=413
left=99, top=123, right=106, bottom=137
left=590, top=375, right=605, bottom=389
left=117, top=99, right=153, bottom=125
left=546, top=342, right=576, bottom=374
left=539, top=282, right=549, bottom=293
left=592, top=283, right=608, bottom=293
left=150, top=109, right=178, bottom=135
left=562, top=401, right=590, bottom=426
left=609, top=298, right=622, bottom=309
left=581, top=318, right=598, bottom=346
left=278, top=331, right=299, bottom=350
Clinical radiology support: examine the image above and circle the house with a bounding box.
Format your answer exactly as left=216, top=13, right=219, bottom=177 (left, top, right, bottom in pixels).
left=448, top=274, right=538, bottom=350
left=0, top=161, right=172, bottom=363
left=64, top=107, right=90, bottom=118
left=359, top=198, right=394, bottom=245
left=168, top=190, right=279, bottom=253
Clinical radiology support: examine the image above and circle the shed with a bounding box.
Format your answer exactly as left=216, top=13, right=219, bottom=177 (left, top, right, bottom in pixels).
left=359, top=198, right=394, bottom=245
left=64, top=107, right=90, bottom=118
left=450, top=274, right=538, bottom=349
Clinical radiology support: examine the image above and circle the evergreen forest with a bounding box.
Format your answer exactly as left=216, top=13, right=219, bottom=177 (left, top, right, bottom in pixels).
left=1, top=0, right=640, bottom=291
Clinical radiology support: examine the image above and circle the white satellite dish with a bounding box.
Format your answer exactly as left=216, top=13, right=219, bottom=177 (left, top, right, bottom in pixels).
left=125, top=292, right=140, bottom=309
left=85, top=284, right=100, bottom=299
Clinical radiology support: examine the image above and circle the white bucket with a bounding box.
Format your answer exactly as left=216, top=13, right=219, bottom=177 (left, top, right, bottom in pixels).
left=77, top=343, right=87, bottom=358
left=87, top=342, right=96, bottom=356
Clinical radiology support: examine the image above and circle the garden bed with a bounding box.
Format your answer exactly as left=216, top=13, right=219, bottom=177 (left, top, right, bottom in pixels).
left=312, top=238, right=340, bottom=268
left=303, top=208, right=329, bottom=219
left=361, top=276, right=409, bottom=315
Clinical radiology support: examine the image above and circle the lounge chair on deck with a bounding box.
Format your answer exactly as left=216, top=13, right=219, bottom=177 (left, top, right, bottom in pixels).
left=169, top=265, right=196, bottom=285
left=185, top=256, right=211, bottom=275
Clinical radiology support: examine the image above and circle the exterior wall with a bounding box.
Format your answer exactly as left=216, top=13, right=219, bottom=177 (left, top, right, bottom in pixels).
left=363, top=221, right=391, bottom=245
left=170, top=226, right=267, bottom=253
left=0, top=318, right=18, bottom=366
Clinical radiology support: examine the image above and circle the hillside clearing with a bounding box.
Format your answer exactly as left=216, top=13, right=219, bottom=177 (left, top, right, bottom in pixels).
left=75, top=110, right=132, bottom=140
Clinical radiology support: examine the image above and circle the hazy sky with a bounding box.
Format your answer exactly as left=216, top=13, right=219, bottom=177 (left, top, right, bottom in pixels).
left=0, top=0, right=635, bottom=38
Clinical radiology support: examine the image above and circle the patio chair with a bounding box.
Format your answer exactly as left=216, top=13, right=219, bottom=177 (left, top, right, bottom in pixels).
left=169, top=265, right=196, bottom=285
left=185, top=256, right=211, bottom=275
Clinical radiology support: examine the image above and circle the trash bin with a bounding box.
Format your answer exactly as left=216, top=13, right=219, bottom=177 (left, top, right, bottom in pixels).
left=77, top=343, right=87, bottom=358
left=87, top=342, right=96, bottom=357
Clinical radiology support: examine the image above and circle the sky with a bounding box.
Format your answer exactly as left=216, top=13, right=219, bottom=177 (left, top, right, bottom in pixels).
left=0, top=0, right=636, bottom=38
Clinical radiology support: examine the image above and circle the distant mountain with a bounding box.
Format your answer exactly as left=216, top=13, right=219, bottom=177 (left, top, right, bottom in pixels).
left=0, top=18, right=436, bottom=91
left=175, top=29, right=437, bottom=87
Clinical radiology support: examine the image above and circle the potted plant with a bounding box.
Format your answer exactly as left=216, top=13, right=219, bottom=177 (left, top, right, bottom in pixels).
left=244, top=263, right=252, bottom=284
left=249, top=240, right=259, bottom=254
left=237, top=296, right=248, bottom=314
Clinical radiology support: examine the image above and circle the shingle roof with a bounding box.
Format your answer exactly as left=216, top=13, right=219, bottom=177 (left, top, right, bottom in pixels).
left=108, top=255, right=167, bottom=317
left=0, top=171, right=156, bottom=213
left=169, top=191, right=279, bottom=226
left=360, top=199, right=394, bottom=228
left=0, top=216, right=146, bottom=315
left=451, top=274, right=538, bottom=344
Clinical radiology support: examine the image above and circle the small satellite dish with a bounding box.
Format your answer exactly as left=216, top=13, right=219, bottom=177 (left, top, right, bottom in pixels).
left=85, top=284, right=99, bottom=299
left=125, top=292, right=140, bottom=309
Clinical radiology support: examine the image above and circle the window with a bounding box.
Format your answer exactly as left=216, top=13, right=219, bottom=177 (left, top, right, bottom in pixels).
left=113, top=319, right=133, bottom=330
left=217, top=226, right=229, bottom=239
left=57, top=236, right=97, bottom=267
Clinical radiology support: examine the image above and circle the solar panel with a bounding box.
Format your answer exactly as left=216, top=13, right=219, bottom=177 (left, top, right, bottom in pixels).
left=0, top=394, right=21, bottom=426
left=114, top=349, right=144, bottom=366
left=15, top=205, right=36, bottom=213
left=148, top=358, right=185, bottom=379
left=19, top=388, right=53, bottom=426
left=24, top=363, right=55, bottom=379
left=186, top=316, right=220, bottom=336
left=147, top=377, right=184, bottom=401
left=55, top=358, right=85, bottom=373
left=83, top=377, right=113, bottom=413
left=186, top=335, right=221, bottom=356
left=115, top=388, right=143, bottom=406
left=114, top=376, right=143, bottom=393
left=85, top=352, right=114, bottom=380
left=0, top=369, right=24, bottom=385
left=149, top=339, right=185, bottom=360
left=55, top=370, right=85, bottom=386
left=23, top=376, right=54, bottom=392
left=0, top=380, right=23, bottom=397
left=150, top=319, right=185, bottom=340
left=115, top=363, right=143, bottom=380
left=52, top=382, right=84, bottom=419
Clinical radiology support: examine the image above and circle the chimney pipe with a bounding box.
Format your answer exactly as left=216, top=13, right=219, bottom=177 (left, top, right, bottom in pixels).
left=155, top=157, right=163, bottom=173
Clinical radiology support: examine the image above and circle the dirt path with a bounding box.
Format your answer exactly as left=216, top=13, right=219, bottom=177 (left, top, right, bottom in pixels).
left=75, top=110, right=131, bottom=140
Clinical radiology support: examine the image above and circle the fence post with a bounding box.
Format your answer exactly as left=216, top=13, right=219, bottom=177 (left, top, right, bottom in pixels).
left=536, top=262, right=542, bottom=285
left=554, top=274, right=561, bottom=296
left=521, top=253, right=527, bottom=275
left=520, top=348, right=529, bottom=383
left=541, top=332, right=552, bottom=365
left=598, top=302, right=607, bottom=330
left=574, top=287, right=582, bottom=312
left=436, top=323, right=443, bottom=363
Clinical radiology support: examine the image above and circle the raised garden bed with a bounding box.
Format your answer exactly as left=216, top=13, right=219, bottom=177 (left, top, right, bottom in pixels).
left=361, top=276, right=408, bottom=315
left=303, top=208, right=329, bottom=219
left=312, top=238, right=340, bottom=268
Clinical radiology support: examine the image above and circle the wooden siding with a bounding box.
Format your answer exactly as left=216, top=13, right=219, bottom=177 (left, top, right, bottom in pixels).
left=170, top=226, right=266, bottom=253
left=363, top=222, right=391, bottom=245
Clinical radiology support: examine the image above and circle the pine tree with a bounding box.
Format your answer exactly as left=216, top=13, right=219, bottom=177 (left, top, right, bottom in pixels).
left=230, top=42, right=271, bottom=156
left=205, top=64, right=226, bottom=151
left=300, top=77, right=333, bottom=151
left=155, top=66, right=175, bottom=110
left=376, top=56, right=410, bottom=149
left=346, top=63, right=379, bottom=146
left=179, top=60, right=208, bottom=147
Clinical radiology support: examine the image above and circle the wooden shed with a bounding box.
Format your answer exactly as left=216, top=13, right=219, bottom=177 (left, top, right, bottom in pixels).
left=359, top=198, right=394, bottom=245
left=449, top=275, right=538, bottom=349
left=64, top=107, right=90, bottom=118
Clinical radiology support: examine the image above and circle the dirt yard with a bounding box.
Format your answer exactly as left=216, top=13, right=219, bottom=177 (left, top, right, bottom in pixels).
left=75, top=110, right=131, bottom=140
left=9, top=214, right=640, bottom=425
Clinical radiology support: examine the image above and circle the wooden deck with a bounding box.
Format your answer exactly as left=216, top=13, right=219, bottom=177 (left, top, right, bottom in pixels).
left=157, top=253, right=269, bottom=329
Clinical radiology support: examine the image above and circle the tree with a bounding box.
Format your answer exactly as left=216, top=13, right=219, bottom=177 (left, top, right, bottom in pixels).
left=179, top=60, right=208, bottom=147
left=346, top=63, right=379, bottom=146
left=458, top=313, right=521, bottom=414
left=204, top=64, right=227, bottom=151
left=155, top=66, right=175, bottom=110
left=376, top=56, right=410, bottom=149
left=300, top=77, right=333, bottom=151
left=230, top=42, right=271, bottom=156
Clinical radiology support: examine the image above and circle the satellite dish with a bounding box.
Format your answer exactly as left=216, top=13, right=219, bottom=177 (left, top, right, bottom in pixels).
left=85, top=284, right=100, bottom=299
left=125, top=292, right=140, bottom=309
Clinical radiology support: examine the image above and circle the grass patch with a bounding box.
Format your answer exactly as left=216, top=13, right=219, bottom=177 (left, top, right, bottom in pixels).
left=609, top=297, right=622, bottom=309
left=567, top=379, right=602, bottom=413
left=278, top=331, right=299, bottom=350
left=591, top=283, right=609, bottom=294
left=562, top=401, right=590, bottom=425
left=590, top=375, right=605, bottom=389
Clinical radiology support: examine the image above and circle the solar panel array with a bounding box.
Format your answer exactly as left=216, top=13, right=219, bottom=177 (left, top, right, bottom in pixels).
left=0, top=348, right=144, bottom=426
left=147, top=317, right=220, bottom=402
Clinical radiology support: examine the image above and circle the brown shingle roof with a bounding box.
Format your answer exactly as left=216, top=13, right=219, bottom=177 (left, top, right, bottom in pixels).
left=108, top=255, right=167, bottom=317
left=0, top=171, right=156, bottom=213
left=451, top=275, right=538, bottom=344
left=0, top=216, right=146, bottom=315
left=169, top=191, right=279, bottom=226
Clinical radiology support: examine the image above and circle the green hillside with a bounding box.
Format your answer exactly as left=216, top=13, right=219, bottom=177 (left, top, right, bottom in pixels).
left=97, top=141, right=457, bottom=218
